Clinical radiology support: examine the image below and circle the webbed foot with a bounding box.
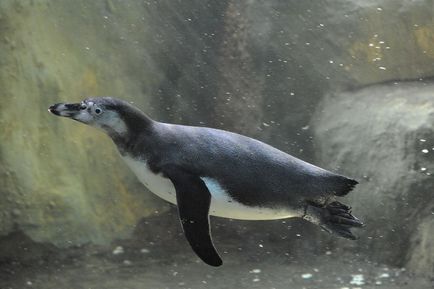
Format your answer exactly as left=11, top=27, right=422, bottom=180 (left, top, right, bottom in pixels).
left=303, top=201, right=364, bottom=240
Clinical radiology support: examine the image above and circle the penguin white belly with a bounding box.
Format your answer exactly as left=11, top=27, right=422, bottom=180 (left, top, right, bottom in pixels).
left=122, top=156, right=299, bottom=220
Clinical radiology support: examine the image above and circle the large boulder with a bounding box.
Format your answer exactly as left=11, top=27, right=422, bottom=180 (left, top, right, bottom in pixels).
left=312, top=81, right=434, bottom=275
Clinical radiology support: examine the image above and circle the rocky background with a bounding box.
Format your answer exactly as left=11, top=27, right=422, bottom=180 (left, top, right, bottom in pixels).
left=0, top=0, right=433, bottom=281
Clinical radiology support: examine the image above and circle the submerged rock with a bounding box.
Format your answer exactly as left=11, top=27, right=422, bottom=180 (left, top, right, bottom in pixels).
left=312, top=81, right=434, bottom=274
left=407, top=216, right=434, bottom=277
left=0, top=0, right=170, bottom=246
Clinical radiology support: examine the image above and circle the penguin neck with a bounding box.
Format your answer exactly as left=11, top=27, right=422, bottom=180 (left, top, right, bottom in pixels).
left=108, top=107, right=155, bottom=156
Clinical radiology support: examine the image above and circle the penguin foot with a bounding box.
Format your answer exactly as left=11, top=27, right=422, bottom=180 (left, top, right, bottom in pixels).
left=303, top=201, right=364, bottom=240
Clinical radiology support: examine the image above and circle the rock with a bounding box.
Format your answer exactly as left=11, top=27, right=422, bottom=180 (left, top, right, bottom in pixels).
left=407, top=216, right=434, bottom=277
left=140, top=248, right=150, bottom=254
left=11, top=209, right=21, bottom=217
left=312, top=81, right=434, bottom=270
left=112, top=246, right=124, bottom=255
left=0, top=0, right=171, bottom=246
left=0, top=230, right=59, bottom=265
left=195, top=0, right=434, bottom=159
left=248, top=0, right=434, bottom=88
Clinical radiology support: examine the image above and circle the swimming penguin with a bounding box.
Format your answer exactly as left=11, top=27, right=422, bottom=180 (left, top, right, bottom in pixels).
left=49, top=97, right=363, bottom=266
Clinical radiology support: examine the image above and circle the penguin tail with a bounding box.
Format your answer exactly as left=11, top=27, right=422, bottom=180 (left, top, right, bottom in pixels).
left=303, top=201, right=364, bottom=240
left=330, top=176, right=358, bottom=196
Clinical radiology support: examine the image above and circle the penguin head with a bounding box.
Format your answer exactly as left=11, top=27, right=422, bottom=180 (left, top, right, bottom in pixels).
left=48, top=97, right=133, bottom=136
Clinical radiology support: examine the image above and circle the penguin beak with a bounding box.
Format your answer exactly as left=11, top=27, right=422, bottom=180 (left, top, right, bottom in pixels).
left=48, top=103, right=81, bottom=118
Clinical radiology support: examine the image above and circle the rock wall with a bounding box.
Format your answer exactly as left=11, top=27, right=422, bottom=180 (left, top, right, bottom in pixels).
left=407, top=217, right=434, bottom=277
left=0, top=0, right=174, bottom=246
left=312, top=82, right=434, bottom=276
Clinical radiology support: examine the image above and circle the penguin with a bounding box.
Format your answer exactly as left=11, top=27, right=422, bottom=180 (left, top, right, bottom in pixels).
left=48, top=97, right=363, bottom=267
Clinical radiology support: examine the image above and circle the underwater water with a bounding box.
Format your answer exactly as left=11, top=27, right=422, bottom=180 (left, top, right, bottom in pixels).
left=1, top=0, right=433, bottom=288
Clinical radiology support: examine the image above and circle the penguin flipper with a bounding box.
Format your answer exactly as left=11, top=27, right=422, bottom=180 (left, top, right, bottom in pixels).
left=165, top=168, right=223, bottom=267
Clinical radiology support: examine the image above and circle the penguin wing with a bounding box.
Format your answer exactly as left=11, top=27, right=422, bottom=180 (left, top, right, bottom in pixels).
left=164, top=167, right=223, bottom=267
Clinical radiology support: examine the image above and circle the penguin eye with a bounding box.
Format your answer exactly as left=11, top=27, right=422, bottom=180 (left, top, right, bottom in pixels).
left=95, top=108, right=102, bottom=115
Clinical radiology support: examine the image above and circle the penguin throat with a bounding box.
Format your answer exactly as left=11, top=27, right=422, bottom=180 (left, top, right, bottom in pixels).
left=99, top=118, right=128, bottom=136
left=104, top=106, right=155, bottom=156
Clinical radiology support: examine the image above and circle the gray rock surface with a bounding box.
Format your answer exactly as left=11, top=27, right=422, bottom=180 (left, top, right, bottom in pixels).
left=408, top=216, right=434, bottom=277
left=312, top=82, right=434, bottom=275
left=0, top=0, right=172, bottom=246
